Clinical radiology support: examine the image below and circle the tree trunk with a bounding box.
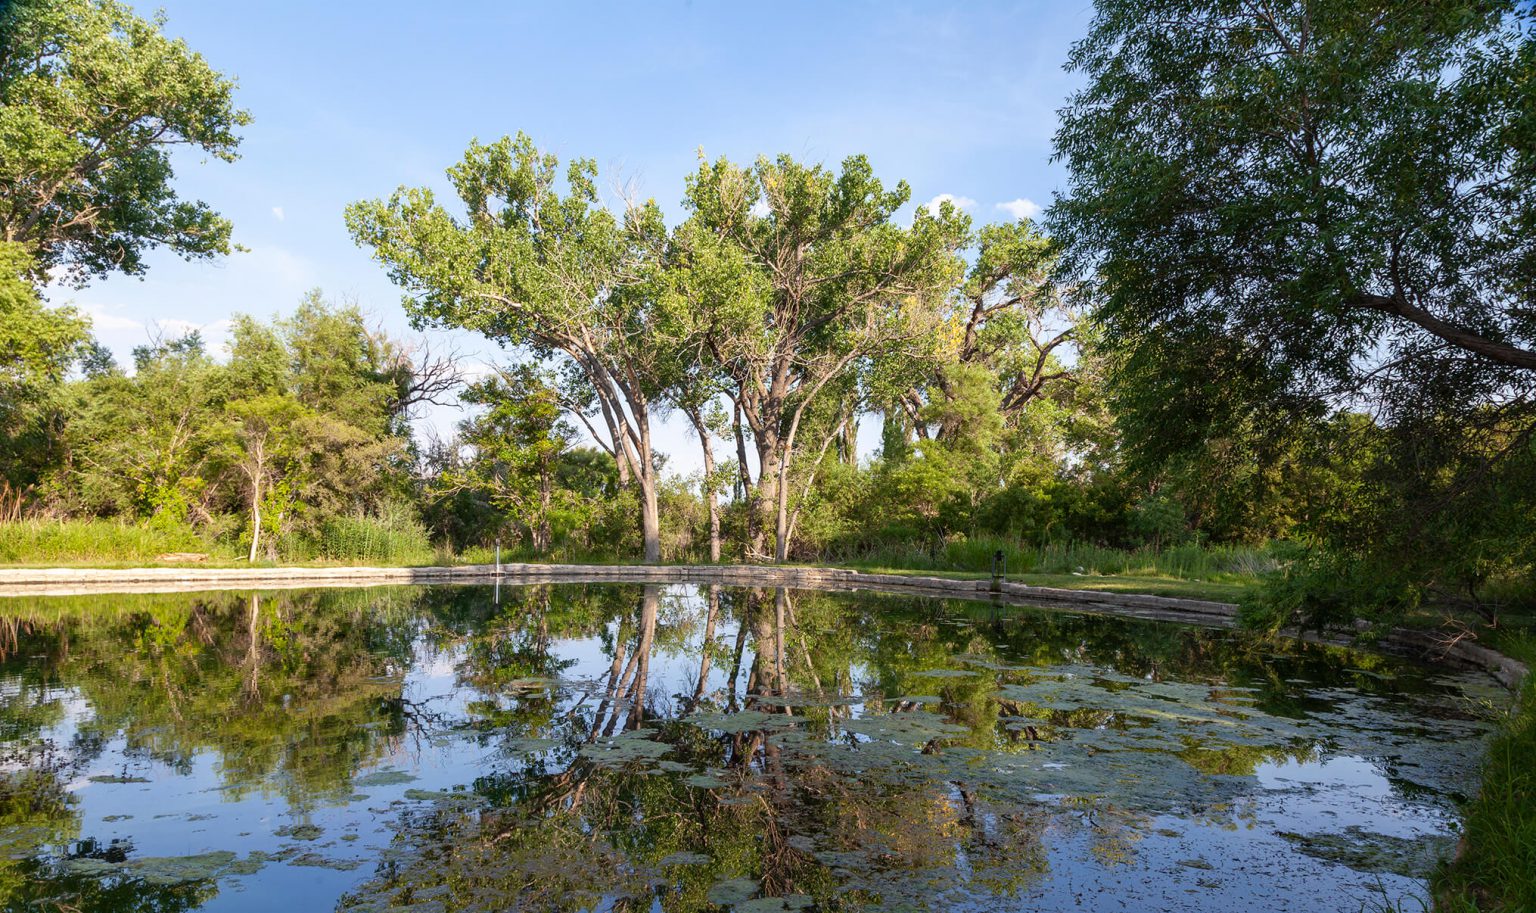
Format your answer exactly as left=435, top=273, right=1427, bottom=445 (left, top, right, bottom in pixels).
left=241, top=594, right=262, bottom=704
left=247, top=472, right=261, bottom=562
left=751, top=442, right=781, bottom=562
left=774, top=461, right=792, bottom=563
left=536, top=465, right=552, bottom=553
left=639, top=476, right=661, bottom=563
left=840, top=414, right=858, bottom=466
left=691, top=584, right=720, bottom=705
left=575, top=353, right=661, bottom=563
left=685, top=405, right=721, bottom=562
left=628, top=585, right=660, bottom=727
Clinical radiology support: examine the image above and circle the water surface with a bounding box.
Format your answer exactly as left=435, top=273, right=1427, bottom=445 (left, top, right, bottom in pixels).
left=0, top=583, right=1505, bottom=911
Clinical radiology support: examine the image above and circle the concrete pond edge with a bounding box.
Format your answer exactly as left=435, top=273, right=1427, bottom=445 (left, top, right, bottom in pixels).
left=0, top=562, right=1526, bottom=689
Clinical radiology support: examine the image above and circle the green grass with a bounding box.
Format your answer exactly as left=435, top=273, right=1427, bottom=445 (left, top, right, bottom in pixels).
left=0, top=517, right=442, bottom=568
left=291, top=514, right=438, bottom=565
left=0, top=523, right=1255, bottom=603
left=829, top=535, right=1273, bottom=583
left=831, top=536, right=1266, bottom=603
left=1433, top=632, right=1535, bottom=913
left=0, top=519, right=230, bottom=565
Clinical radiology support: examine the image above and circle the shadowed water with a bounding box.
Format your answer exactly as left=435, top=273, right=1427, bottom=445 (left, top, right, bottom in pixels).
left=0, top=583, right=1507, bottom=912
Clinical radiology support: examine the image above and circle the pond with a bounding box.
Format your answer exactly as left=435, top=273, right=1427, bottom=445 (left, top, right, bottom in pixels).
left=0, top=583, right=1508, bottom=912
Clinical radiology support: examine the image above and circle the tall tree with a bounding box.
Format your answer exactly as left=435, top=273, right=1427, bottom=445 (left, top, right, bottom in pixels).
left=223, top=394, right=309, bottom=562
left=675, top=154, right=967, bottom=560
left=0, top=0, right=249, bottom=284
left=347, top=134, right=673, bottom=562
left=1052, top=0, right=1536, bottom=458
left=1051, top=0, right=1536, bottom=616
left=884, top=220, right=1078, bottom=451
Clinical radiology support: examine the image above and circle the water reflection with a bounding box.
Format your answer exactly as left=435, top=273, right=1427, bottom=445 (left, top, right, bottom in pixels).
left=0, top=583, right=1503, bottom=912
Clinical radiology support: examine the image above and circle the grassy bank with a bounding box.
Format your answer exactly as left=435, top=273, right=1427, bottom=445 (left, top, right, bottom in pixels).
left=0, top=522, right=1254, bottom=603
left=0, top=522, right=1259, bottom=599
left=0, top=519, right=228, bottom=565
left=0, top=517, right=439, bottom=567
left=834, top=537, right=1273, bottom=582
left=1434, top=632, right=1535, bottom=913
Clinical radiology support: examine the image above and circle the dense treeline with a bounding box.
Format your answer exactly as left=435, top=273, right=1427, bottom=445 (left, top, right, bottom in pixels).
left=3, top=0, right=1534, bottom=634
left=2, top=278, right=449, bottom=561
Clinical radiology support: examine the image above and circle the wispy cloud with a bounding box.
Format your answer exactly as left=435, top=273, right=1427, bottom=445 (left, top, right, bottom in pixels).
left=80, top=306, right=144, bottom=332
left=996, top=197, right=1041, bottom=220
left=271, top=206, right=285, bottom=221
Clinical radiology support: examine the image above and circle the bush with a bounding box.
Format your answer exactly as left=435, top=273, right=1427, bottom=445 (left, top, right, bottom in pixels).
left=1239, top=543, right=1424, bottom=634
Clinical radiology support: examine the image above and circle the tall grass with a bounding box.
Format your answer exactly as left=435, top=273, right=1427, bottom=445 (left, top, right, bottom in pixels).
left=299, top=514, right=437, bottom=565
left=0, top=519, right=222, bottom=564
left=1433, top=634, right=1536, bottom=913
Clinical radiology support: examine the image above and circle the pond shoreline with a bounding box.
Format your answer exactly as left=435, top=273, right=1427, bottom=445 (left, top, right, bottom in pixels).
left=0, top=562, right=1525, bottom=688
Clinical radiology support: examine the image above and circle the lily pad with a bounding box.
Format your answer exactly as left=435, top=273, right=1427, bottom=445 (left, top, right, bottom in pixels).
left=706, top=877, right=760, bottom=905
left=356, top=769, right=417, bottom=787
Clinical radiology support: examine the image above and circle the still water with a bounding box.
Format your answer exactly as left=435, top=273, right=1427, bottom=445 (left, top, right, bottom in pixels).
left=0, top=583, right=1506, bottom=912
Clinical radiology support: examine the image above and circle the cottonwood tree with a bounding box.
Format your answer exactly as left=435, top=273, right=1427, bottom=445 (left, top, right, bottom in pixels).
left=347, top=134, right=674, bottom=561
left=907, top=220, right=1077, bottom=440
left=0, top=0, right=249, bottom=284
left=674, top=154, right=967, bottom=561
left=223, top=394, right=308, bottom=562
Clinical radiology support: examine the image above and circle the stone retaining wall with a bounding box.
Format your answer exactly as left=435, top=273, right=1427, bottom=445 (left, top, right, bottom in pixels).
left=0, top=563, right=1524, bottom=688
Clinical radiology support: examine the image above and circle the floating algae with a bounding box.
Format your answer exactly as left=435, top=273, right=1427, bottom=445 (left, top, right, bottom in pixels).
left=1278, top=827, right=1458, bottom=879
left=61, top=849, right=265, bottom=885
left=355, top=769, right=417, bottom=787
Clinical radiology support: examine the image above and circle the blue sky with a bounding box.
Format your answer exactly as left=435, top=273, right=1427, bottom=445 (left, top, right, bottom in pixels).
left=62, top=0, right=1095, bottom=474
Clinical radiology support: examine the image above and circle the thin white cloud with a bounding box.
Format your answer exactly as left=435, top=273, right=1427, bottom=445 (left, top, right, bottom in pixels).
left=996, top=197, right=1042, bottom=220
left=271, top=206, right=285, bottom=221
left=80, top=306, right=144, bottom=332
left=925, top=193, right=976, bottom=214
left=749, top=200, right=771, bottom=218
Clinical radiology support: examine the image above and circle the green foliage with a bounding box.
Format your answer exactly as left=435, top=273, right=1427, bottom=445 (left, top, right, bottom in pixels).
left=1052, top=0, right=1536, bottom=629
left=305, top=512, right=435, bottom=565
left=0, top=0, right=249, bottom=283
left=0, top=518, right=218, bottom=564
left=0, top=242, right=91, bottom=493
left=671, top=150, right=969, bottom=559
left=0, top=244, right=89, bottom=398
left=347, top=132, right=675, bottom=561
left=428, top=368, right=577, bottom=554
left=9, top=294, right=419, bottom=560
left=1433, top=635, right=1536, bottom=913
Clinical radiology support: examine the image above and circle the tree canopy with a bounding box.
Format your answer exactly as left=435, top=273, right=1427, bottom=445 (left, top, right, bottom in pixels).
left=0, top=0, right=248, bottom=283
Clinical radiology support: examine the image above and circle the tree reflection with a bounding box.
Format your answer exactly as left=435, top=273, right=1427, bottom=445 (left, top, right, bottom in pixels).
left=0, top=583, right=1489, bottom=912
